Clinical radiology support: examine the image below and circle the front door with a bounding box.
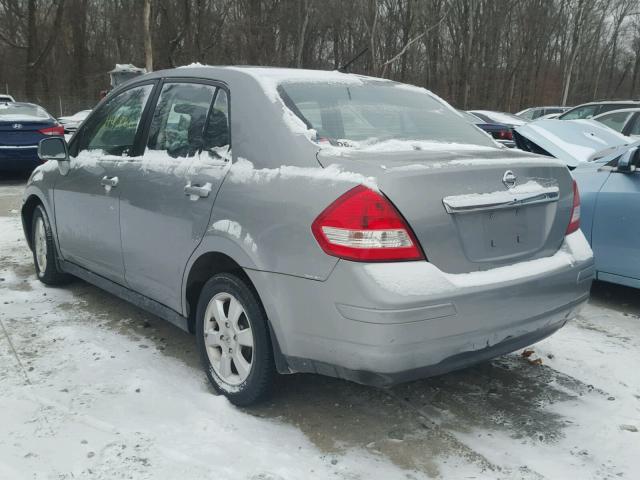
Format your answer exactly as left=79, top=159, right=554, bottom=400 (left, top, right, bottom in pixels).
left=54, top=83, right=155, bottom=283
left=118, top=81, right=232, bottom=311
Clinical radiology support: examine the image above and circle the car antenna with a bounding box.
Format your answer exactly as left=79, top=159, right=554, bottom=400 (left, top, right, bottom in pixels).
left=338, top=47, right=369, bottom=73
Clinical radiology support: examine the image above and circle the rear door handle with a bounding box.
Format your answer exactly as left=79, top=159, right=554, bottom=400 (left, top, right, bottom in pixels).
left=184, top=182, right=212, bottom=199
left=100, top=176, right=119, bottom=188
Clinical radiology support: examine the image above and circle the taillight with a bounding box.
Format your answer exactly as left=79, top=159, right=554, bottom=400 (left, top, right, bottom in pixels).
left=38, top=125, right=64, bottom=136
left=311, top=185, right=424, bottom=262
left=566, top=179, right=581, bottom=234
left=498, top=129, right=513, bottom=140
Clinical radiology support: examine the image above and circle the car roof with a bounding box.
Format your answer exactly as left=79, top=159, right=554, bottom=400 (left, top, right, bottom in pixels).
left=576, top=100, right=640, bottom=106
left=116, top=65, right=419, bottom=98
left=142, top=65, right=389, bottom=84
left=522, top=106, right=566, bottom=109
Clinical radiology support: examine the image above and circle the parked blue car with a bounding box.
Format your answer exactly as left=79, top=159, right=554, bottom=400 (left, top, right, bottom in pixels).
left=573, top=144, right=640, bottom=288
left=0, top=102, right=64, bottom=172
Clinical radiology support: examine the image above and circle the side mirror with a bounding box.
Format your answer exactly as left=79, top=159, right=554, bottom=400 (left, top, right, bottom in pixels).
left=38, top=137, right=69, bottom=162
left=616, top=146, right=639, bottom=173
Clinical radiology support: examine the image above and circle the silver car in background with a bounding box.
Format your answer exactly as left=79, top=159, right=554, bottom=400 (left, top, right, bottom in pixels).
left=23, top=67, right=593, bottom=405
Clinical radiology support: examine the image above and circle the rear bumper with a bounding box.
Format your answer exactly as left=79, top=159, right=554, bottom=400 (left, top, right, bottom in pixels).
left=0, top=146, right=42, bottom=171
left=247, top=231, right=594, bottom=386
left=496, top=139, right=516, bottom=148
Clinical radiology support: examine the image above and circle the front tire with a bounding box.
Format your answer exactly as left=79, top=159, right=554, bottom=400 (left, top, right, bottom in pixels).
left=196, top=273, right=275, bottom=406
left=31, top=205, right=71, bottom=285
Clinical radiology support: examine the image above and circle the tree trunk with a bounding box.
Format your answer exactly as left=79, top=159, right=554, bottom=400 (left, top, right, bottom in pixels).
left=630, top=45, right=640, bottom=98
left=296, top=0, right=310, bottom=68
left=143, top=0, right=153, bottom=72
left=25, top=0, right=37, bottom=99
left=369, top=2, right=378, bottom=76
left=71, top=0, right=88, bottom=99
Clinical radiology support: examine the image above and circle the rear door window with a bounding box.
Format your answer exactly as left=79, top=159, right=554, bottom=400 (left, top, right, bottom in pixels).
left=147, top=82, right=217, bottom=158
left=628, top=114, right=640, bottom=136
left=203, top=88, right=231, bottom=157
left=597, top=111, right=633, bottom=132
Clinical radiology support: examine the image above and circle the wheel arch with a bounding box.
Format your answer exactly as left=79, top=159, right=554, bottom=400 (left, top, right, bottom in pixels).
left=21, top=193, right=47, bottom=251
left=183, top=250, right=289, bottom=373
left=184, top=251, right=252, bottom=332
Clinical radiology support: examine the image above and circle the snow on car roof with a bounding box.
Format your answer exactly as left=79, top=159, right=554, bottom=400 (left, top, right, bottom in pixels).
left=109, top=63, right=146, bottom=74
left=578, top=100, right=640, bottom=106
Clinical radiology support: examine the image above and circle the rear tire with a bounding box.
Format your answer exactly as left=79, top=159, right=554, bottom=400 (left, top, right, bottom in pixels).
left=31, top=205, right=71, bottom=285
left=196, top=273, right=275, bottom=406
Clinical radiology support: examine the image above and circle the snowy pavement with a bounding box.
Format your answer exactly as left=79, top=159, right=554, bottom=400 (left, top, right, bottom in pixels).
left=0, top=177, right=638, bottom=479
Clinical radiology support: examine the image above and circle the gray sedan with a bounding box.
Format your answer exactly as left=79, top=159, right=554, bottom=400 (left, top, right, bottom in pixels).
left=23, top=66, right=593, bottom=405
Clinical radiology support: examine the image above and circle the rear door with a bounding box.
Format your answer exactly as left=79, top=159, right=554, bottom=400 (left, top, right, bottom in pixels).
left=55, top=83, right=155, bottom=283
left=591, top=161, right=640, bottom=283
left=117, top=80, right=232, bottom=311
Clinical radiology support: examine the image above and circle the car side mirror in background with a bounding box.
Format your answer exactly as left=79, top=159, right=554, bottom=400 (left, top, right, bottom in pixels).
left=38, top=137, right=69, bottom=163
left=615, top=146, right=639, bottom=173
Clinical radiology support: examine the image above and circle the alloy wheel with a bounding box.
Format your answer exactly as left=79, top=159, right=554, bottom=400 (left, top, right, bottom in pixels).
left=203, top=292, right=254, bottom=386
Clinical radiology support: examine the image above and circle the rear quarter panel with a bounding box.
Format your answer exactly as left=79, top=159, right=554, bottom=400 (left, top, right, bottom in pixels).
left=571, top=162, right=611, bottom=243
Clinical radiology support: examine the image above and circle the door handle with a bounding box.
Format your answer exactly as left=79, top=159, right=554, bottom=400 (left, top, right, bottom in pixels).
left=184, top=182, right=212, bottom=199
left=100, top=176, right=119, bottom=189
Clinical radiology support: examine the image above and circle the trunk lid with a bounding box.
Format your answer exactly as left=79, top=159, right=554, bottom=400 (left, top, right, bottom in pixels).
left=514, top=119, right=632, bottom=167
left=0, top=120, right=52, bottom=147
left=318, top=145, right=574, bottom=274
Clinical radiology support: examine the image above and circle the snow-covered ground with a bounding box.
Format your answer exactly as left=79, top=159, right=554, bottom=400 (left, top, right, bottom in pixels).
left=0, top=178, right=638, bottom=479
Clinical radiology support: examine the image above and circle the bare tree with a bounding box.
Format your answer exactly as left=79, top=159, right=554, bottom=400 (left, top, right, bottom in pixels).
left=1, top=0, right=639, bottom=115
left=143, top=0, right=153, bottom=72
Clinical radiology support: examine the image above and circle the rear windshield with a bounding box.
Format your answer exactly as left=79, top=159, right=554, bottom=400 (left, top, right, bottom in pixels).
left=459, top=110, right=482, bottom=124
left=278, top=82, right=495, bottom=148
left=0, top=104, right=50, bottom=120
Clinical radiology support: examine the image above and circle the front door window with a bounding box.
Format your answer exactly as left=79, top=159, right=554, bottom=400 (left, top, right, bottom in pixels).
left=78, top=84, right=153, bottom=156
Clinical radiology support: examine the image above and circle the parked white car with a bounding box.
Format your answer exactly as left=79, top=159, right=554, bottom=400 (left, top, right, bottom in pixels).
left=57, top=109, right=92, bottom=133
left=592, top=108, right=640, bottom=138
left=516, top=106, right=569, bottom=120
left=514, top=119, right=634, bottom=167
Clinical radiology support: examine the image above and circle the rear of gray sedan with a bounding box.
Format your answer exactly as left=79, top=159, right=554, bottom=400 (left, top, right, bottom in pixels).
left=228, top=71, right=593, bottom=388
